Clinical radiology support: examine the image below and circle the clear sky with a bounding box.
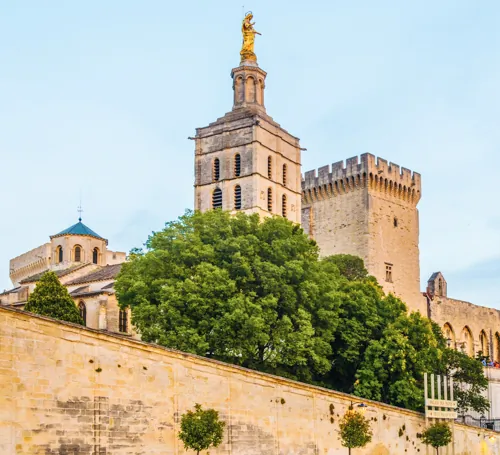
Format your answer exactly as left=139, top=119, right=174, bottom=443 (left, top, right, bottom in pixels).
left=0, top=1, right=498, bottom=307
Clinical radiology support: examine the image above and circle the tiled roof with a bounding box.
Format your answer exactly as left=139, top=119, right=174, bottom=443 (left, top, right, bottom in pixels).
left=0, top=286, right=22, bottom=296
left=51, top=220, right=105, bottom=241
left=19, top=264, right=89, bottom=284
left=70, top=286, right=89, bottom=295
left=66, top=264, right=122, bottom=286
left=71, top=290, right=113, bottom=298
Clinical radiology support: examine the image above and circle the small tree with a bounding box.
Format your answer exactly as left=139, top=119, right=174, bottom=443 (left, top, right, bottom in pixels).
left=421, top=421, right=452, bottom=454
left=24, top=271, right=83, bottom=325
left=178, top=404, right=225, bottom=455
left=339, top=409, right=373, bottom=454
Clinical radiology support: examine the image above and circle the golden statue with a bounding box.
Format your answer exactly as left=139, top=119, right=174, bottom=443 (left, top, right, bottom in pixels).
left=240, top=12, right=261, bottom=63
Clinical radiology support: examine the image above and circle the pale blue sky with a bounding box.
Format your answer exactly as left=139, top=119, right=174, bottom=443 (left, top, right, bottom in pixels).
left=0, top=1, right=499, bottom=307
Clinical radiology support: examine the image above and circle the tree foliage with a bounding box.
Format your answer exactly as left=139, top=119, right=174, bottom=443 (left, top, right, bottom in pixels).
left=178, top=404, right=225, bottom=455
left=116, top=209, right=489, bottom=413
left=338, top=409, right=372, bottom=449
left=421, top=422, right=452, bottom=453
left=438, top=348, right=489, bottom=415
left=24, top=271, right=84, bottom=325
left=116, top=210, right=340, bottom=383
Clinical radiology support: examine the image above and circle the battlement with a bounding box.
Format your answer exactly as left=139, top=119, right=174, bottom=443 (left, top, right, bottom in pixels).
left=302, top=153, right=421, bottom=205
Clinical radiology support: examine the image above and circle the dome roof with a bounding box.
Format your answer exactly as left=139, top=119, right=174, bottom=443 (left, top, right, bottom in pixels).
left=51, top=219, right=106, bottom=242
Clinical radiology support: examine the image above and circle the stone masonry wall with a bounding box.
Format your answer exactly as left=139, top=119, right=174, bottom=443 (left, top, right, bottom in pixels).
left=302, top=154, right=426, bottom=314
left=0, top=307, right=498, bottom=455
left=429, top=296, right=500, bottom=362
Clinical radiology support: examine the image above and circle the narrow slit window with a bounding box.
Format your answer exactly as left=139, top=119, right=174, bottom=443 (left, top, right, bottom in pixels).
left=79, top=302, right=87, bottom=326
left=56, top=246, right=63, bottom=264
left=119, top=309, right=128, bottom=333
left=234, top=185, right=242, bottom=210
left=282, top=194, right=287, bottom=217
left=212, top=188, right=223, bottom=209
left=267, top=156, right=272, bottom=179
left=385, top=263, right=393, bottom=282
left=282, top=164, right=287, bottom=186
left=213, top=158, right=220, bottom=182
left=267, top=188, right=273, bottom=212
left=234, top=154, right=241, bottom=177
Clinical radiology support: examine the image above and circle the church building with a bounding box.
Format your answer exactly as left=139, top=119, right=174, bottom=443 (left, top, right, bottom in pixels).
left=0, top=219, right=131, bottom=336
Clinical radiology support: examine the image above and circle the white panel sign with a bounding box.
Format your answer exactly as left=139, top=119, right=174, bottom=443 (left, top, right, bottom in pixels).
left=427, top=410, right=458, bottom=419
left=426, top=399, right=457, bottom=408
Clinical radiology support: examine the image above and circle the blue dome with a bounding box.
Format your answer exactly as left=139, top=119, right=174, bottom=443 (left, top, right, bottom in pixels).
left=51, top=219, right=105, bottom=241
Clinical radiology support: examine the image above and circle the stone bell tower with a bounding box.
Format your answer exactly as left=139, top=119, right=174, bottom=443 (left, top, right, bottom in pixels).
left=193, top=14, right=302, bottom=222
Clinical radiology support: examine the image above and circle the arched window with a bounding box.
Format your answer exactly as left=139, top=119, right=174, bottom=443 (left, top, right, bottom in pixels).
left=443, top=323, right=455, bottom=348
left=234, top=154, right=241, bottom=177
left=282, top=164, right=287, bottom=186
left=462, top=326, right=474, bottom=357
left=479, top=330, right=489, bottom=359
left=56, top=246, right=63, bottom=264
left=79, top=302, right=87, bottom=326
left=213, top=158, right=220, bottom=182
left=119, top=309, right=128, bottom=333
left=212, top=188, right=222, bottom=209
left=267, top=188, right=272, bottom=212
left=74, top=246, right=82, bottom=262
left=495, top=333, right=500, bottom=363
left=93, top=247, right=99, bottom=265
left=267, top=156, right=272, bottom=179
left=234, top=185, right=242, bottom=210
left=282, top=194, right=287, bottom=217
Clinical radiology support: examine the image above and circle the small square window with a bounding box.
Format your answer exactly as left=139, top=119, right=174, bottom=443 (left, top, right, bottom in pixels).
left=385, top=263, right=393, bottom=283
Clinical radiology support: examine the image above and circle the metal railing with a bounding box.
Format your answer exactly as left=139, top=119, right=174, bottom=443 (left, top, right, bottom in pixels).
left=457, top=415, right=500, bottom=432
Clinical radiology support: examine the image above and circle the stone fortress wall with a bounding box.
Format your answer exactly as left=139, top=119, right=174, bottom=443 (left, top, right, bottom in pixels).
left=9, top=244, right=51, bottom=288
left=1, top=306, right=498, bottom=455
left=302, top=153, right=425, bottom=314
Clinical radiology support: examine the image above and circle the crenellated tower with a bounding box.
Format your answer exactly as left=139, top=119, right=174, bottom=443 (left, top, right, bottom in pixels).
left=302, top=153, right=426, bottom=313
left=194, top=13, right=302, bottom=222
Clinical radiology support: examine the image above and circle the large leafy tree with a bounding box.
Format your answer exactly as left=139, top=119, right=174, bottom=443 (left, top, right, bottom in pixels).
left=24, top=271, right=84, bottom=325
left=117, top=209, right=488, bottom=413
left=438, top=348, right=489, bottom=415
left=353, top=313, right=442, bottom=410
left=116, top=210, right=341, bottom=382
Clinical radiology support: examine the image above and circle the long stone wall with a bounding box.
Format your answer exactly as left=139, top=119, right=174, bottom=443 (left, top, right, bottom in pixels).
left=0, top=307, right=498, bottom=455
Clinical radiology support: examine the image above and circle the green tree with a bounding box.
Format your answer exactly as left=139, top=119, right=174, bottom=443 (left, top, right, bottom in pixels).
left=421, top=422, right=452, bottom=454
left=322, top=254, right=368, bottom=282
left=116, top=210, right=341, bottom=382
left=354, top=312, right=442, bottom=411
left=338, top=409, right=372, bottom=454
left=116, top=209, right=489, bottom=414
left=178, top=404, right=225, bottom=455
left=439, top=348, right=489, bottom=415
left=24, top=271, right=83, bottom=325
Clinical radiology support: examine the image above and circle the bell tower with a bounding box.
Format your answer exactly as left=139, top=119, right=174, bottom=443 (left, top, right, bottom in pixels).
left=193, top=14, right=302, bottom=223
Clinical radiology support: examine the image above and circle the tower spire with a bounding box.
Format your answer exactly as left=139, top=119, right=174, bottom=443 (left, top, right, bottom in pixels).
left=77, top=197, right=83, bottom=222
left=232, top=12, right=266, bottom=111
